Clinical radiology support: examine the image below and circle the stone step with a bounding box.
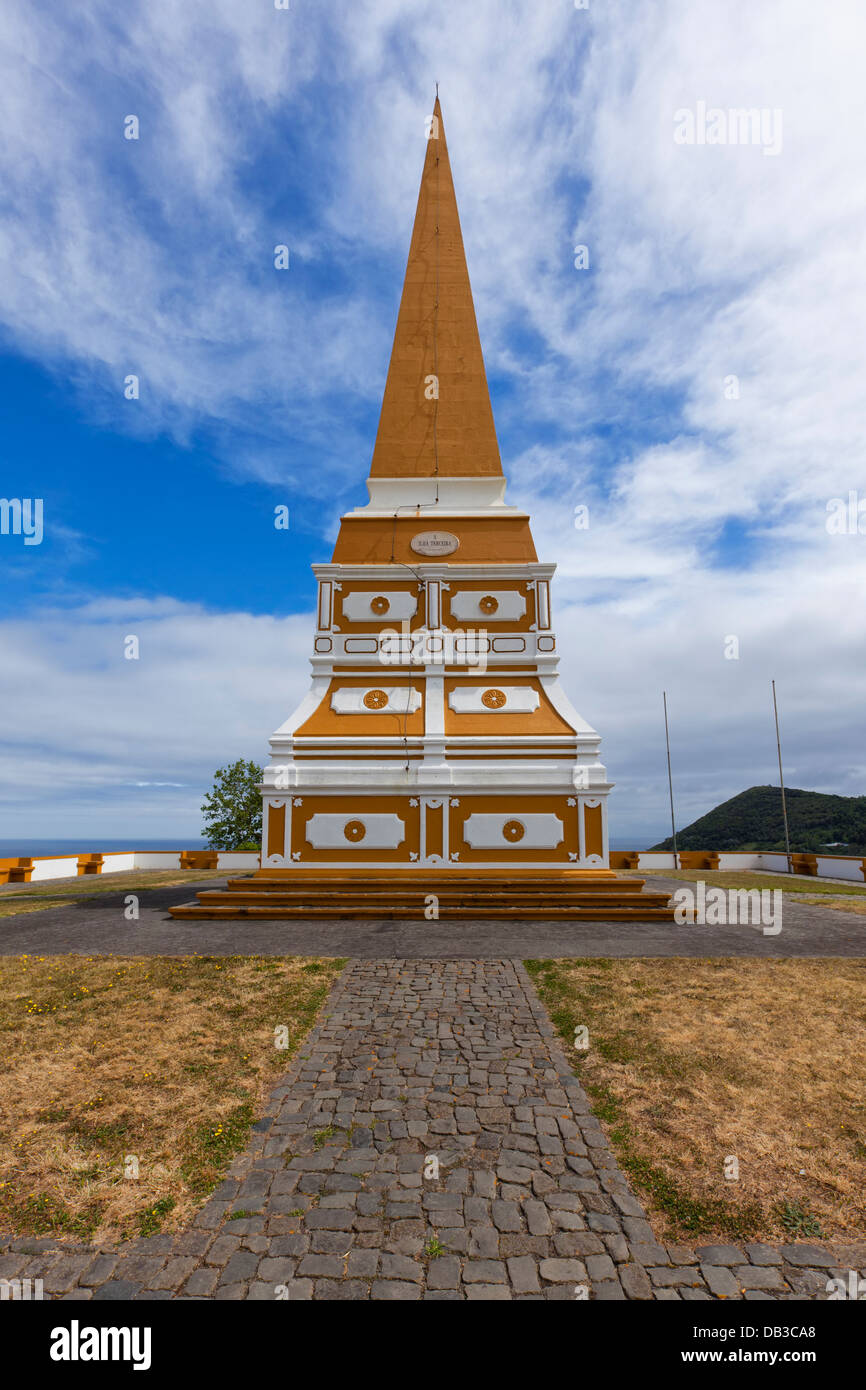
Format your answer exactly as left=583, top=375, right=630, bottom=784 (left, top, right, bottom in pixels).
left=226, top=876, right=647, bottom=894
left=192, top=890, right=672, bottom=908
left=171, top=868, right=675, bottom=921
left=169, top=902, right=675, bottom=920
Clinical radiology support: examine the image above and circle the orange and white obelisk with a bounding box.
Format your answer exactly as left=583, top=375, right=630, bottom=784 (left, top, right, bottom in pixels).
left=172, top=99, right=674, bottom=920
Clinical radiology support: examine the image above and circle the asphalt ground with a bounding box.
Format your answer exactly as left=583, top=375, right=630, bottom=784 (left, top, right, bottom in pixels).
left=1, top=876, right=864, bottom=957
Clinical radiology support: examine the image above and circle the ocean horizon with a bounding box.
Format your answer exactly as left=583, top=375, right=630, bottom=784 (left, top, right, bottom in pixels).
left=1, top=836, right=657, bottom=858
left=0, top=838, right=210, bottom=857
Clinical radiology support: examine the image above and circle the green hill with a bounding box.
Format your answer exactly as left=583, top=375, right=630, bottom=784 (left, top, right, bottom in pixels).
left=651, top=785, right=866, bottom=856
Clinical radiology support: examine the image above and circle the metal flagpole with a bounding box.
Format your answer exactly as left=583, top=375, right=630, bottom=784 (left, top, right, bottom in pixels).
left=772, top=679, right=793, bottom=873
left=663, top=691, right=678, bottom=870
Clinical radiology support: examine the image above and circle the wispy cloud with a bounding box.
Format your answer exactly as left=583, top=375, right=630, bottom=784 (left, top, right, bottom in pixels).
left=0, top=599, right=312, bottom=837
left=1, top=0, right=864, bottom=839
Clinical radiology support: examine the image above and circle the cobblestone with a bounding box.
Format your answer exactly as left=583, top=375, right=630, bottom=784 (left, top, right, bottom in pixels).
left=2, top=959, right=857, bottom=1300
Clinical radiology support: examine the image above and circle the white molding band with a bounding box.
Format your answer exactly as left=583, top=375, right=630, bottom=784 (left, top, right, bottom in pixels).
left=348, top=476, right=526, bottom=516
left=313, top=562, right=557, bottom=582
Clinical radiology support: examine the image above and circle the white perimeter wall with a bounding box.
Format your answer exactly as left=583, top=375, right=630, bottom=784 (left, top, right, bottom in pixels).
left=632, top=850, right=864, bottom=882
left=11, top=850, right=864, bottom=883
left=19, top=851, right=260, bottom=881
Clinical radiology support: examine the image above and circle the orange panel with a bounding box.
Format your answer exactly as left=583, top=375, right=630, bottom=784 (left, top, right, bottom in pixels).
left=291, top=796, right=422, bottom=864
left=449, top=796, right=579, bottom=864
left=584, top=803, right=604, bottom=859
left=267, top=804, right=287, bottom=859
left=443, top=678, right=576, bottom=737
left=336, top=580, right=426, bottom=634
left=425, top=803, right=444, bottom=859
left=295, top=679, right=426, bottom=739
left=331, top=516, right=537, bottom=565
left=443, top=580, right=537, bottom=632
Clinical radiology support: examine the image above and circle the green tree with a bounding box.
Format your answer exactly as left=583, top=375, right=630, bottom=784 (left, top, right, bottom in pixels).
left=201, top=760, right=263, bottom=850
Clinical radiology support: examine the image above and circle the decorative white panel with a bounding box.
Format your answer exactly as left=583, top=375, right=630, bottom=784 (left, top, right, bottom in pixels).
left=462, top=814, right=564, bottom=849
left=331, top=687, right=422, bottom=715
left=450, top=590, right=527, bottom=623
left=448, top=686, right=540, bottom=714
left=306, top=814, right=406, bottom=850
left=537, top=636, right=556, bottom=653
left=491, top=637, right=526, bottom=654
left=264, top=798, right=290, bottom=867
left=343, top=638, right=379, bottom=655
left=454, top=635, right=490, bottom=657
left=342, top=591, right=418, bottom=623
left=318, top=582, right=333, bottom=630
left=536, top=581, right=551, bottom=630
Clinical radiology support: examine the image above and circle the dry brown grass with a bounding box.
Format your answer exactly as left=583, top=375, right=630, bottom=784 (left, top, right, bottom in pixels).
left=624, top=869, right=866, bottom=896
left=0, top=954, right=345, bottom=1244
left=796, top=896, right=866, bottom=915
left=527, top=957, right=866, bottom=1244
left=0, top=869, right=233, bottom=919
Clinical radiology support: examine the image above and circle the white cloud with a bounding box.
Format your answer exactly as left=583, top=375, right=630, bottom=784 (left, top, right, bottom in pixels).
left=2, top=566, right=862, bottom=843
left=0, top=599, right=312, bottom=838
left=1, top=0, right=864, bottom=839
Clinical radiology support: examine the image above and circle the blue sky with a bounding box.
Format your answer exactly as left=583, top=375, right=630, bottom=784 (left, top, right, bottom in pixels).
left=1, top=0, right=865, bottom=844
left=0, top=351, right=332, bottom=613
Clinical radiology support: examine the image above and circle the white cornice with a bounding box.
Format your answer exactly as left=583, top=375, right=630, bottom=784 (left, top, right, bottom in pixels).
left=312, top=562, right=557, bottom=581
left=343, top=476, right=528, bottom=518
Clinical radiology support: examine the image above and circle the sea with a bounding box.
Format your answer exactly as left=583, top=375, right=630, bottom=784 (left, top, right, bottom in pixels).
left=0, top=839, right=209, bottom=857
left=1, top=836, right=654, bottom=856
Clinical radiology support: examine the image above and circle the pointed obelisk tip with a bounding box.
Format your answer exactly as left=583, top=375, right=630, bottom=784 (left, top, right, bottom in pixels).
left=368, top=78, right=504, bottom=481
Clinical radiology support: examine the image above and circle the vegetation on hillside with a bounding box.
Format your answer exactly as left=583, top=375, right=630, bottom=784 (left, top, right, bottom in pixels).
left=653, top=785, right=866, bottom=855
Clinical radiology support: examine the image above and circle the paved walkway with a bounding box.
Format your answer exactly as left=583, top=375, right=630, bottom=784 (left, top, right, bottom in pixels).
left=2, top=879, right=865, bottom=956
left=1, top=960, right=860, bottom=1300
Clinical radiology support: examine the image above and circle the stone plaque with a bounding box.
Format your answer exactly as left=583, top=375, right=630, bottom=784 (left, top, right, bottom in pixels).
left=410, top=530, right=460, bottom=557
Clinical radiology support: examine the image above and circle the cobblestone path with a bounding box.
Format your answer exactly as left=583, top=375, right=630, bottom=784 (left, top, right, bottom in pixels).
left=1, top=960, right=861, bottom=1300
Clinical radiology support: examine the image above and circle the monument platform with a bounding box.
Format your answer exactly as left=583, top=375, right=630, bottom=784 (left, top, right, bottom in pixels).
left=169, top=868, right=674, bottom=920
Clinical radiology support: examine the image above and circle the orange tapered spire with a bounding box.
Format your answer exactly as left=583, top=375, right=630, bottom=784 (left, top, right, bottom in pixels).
left=369, top=97, right=503, bottom=479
